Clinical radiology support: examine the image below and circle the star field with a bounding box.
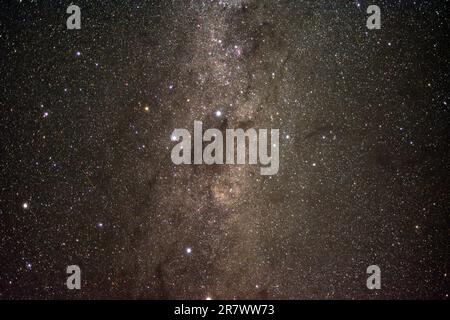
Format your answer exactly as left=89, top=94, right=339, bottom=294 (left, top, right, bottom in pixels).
left=0, top=0, right=449, bottom=299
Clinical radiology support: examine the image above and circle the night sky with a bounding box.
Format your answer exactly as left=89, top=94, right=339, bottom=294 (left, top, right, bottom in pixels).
left=1, top=0, right=449, bottom=299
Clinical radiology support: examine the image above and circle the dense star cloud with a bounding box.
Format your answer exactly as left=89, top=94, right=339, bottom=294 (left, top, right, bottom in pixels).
left=0, top=0, right=448, bottom=299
